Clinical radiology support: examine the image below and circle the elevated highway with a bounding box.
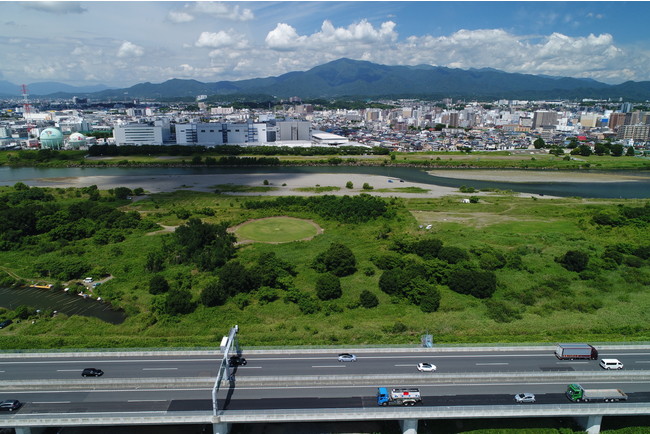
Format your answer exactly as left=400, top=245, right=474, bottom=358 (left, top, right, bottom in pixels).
left=1, top=343, right=650, bottom=433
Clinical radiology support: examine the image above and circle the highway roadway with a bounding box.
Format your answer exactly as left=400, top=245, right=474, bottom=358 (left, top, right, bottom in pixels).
left=1, top=346, right=650, bottom=417
left=2, top=347, right=650, bottom=380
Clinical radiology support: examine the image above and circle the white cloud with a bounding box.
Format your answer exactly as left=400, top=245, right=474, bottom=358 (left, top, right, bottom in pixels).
left=265, top=23, right=304, bottom=51
left=23, top=1, right=86, bottom=14
left=168, top=2, right=254, bottom=23
left=117, top=41, right=144, bottom=58
left=265, top=19, right=398, bottom=52
left=167, top=11, right=194, bottom=24
left=195, top=31, right=234, bottom=48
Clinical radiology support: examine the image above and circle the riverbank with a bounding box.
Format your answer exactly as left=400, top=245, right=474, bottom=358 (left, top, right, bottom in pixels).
left=30, top=172, right=550, bottom=199
left=428, top=169, right=650, bottom=183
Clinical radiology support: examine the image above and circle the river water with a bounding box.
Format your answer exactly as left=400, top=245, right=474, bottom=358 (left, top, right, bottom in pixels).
left=0, top=286, right=125, bottom=325
left=1, top=165, right=649, bottom=198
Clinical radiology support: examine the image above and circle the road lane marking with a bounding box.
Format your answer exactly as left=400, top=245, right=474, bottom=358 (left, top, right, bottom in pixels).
left=635, top=361, right=650, bottom=363
left=127, top=400, right=166, bottom=403
left=475, top=363, right=508, bottom=366
left=57, top=369, right=82, bottom=372
left=311, top=365, right=346, bottom=368
left=395, top=364, right=417, bottom=367
left=33, top=401, right=71, bottom=404
left=556, top=361, right=588, bottom=364
left=237, top=366, right=262, bottom=368
left=142, top=368, right=178, bottom=371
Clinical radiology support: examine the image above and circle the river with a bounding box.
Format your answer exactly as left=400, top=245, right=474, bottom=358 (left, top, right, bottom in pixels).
left=1, top=165, right=650, bottom=198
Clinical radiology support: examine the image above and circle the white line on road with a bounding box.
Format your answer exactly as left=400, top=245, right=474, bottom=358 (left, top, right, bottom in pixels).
left=635, top=361, right=650, bottom=363
left=33, top=401, right=71, bottom=404
left=127, top=400, right=167, bottom=402
left=475, top=363, right=509, bottom=366
left=311, top=365, right=346, bottom=368
left=394, top=364, right=417, bottom=367
left=556, top=361, right=588, bottom=364
left=238, top=366, right=262, bottom=368
left=142, top=368, right=178, bottom=371
left=56, top=369, right=81, bottom=372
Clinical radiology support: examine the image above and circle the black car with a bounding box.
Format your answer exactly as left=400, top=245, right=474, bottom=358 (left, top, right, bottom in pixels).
left=0, top=400, right=22, bottom=412
left=228, top=356, right=247, bottom=367
left=0, top=319, right=12, bottom=329
left=82, top=368, right=104, bottom=377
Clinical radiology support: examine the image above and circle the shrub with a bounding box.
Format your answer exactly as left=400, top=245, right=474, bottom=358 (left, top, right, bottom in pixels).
left=438, top=246, right=469, bottom=264
left=346, top=181, right=353, bottom=189
left=315, top=273, right=342, bottom=300
left=149, top=274, right=170, bottom=295
left=558, top=250, right=589, bottom=272
left=165, top=289, right=196, bottom=315
left=362, top=182, right=373, bottom=190
left=448, top=268, right=497, bottom=299
left=411, top=238, right=443, bottom=259
left=485, top=299, right=522, bottom=323
left=359, top=290, right=379, bottom=308
left=312, top=243, right=357, bottom=277
left=297, top=294, right=321, bottom=314
left=200, top=279, right=227, bottom=307
left=371, top=252, right=405, bottom=270
left=257, top=286, right=279, bottom=304
left=419, top=287, right=441, bottom=313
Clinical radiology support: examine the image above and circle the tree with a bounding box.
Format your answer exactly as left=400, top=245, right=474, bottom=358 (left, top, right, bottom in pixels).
left=610, top=144, right=624, bottom=157
left=594, top=143, right=609, bottom=156
left=411, top=238, right=443, bottom=259
left=438, top=246, right=469, bottom=264
left=626, top=146, right=636, bottom=156
left=359, top=290, right=379, bottom=308
left=558, top=250, right=589, bottom=272
left=145, top=251, right=165, bottom=272
left=533, top=137, right=546, bottom=149
left=165, top=289, right=196, bottom=315
left=218, top=261, right=256, bottom=294
left=419, top=287, right=441, bottom=313
left=571, top=144, right=592, bottom=157
left=312, top=243, right=357, bottom=277
left=345, top=181, right=353, bottom=189
left=200, top=279, right=228, bottom=307
left=113, top=187, right=132, bottom=200
left=315, top=273, right=342, bottom=300
left=447, top=268, right=497, bottom=299
left=149, top=274, right=170, bottom=295
left=378, top=268, right=410, bottom=296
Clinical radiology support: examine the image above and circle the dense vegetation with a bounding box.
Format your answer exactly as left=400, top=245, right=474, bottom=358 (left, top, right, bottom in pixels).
left=0, top=182, right=649, bottom=349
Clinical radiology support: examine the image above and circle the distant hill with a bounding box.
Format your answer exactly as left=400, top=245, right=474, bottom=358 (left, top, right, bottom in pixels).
left=0, top=81, right=113, bottom=98
left=5, top=59, right=650, bottom=100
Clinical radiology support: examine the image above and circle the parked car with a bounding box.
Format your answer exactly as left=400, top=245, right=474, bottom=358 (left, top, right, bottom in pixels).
left=82, top=368, right=104, bottom=377
left=228, top=356, right=247, bottom=367
left=338, top=353, right=357, bottom=362
left=514, top=393, right=536, bottom=403
left=0, top=400, right=22, bottom=412
left=0, top=319, right=12, bottom=329
left=416, top=362, right=437, bottom=372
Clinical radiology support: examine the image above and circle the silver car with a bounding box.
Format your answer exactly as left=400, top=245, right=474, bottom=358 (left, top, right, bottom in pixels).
left=337, top=353, right=357, bottom=362
left=514, top=393, right=536, bottom=403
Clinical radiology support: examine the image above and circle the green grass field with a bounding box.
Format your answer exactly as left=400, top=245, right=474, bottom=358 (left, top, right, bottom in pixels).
left=0, top=187, right=649, bottom=350
left=233, top=217, right=320, bottom=243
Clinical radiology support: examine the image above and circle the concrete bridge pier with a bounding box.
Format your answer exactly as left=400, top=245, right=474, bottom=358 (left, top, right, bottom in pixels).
left=576, top=415, right=603, bottom=434
left=213, top=422, right=231, bottom=434
left=14, top=428, right=47, bottom=434
left=400, top=418, right=419, bottom=434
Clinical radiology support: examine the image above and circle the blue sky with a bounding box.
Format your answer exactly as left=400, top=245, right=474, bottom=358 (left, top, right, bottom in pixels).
left=1, top=1, right=650, bottom=88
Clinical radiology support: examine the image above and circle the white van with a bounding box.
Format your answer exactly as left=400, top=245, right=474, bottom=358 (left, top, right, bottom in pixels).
left=84, top=277, right=93, bottom=283
left=599, top=358, right=624, bottom=370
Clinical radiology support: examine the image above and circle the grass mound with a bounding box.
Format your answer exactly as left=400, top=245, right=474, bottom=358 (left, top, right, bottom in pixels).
left=233, top=216, right=321, bottom=243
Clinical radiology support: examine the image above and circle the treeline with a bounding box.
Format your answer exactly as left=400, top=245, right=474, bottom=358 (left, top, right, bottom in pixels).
left=592, top=202, right=650, bottom=227
left=0, top=183, right=156, bottom=279
left=87, top=144, right=390, bottom=157
left=243, top=194, right=390, bottom=223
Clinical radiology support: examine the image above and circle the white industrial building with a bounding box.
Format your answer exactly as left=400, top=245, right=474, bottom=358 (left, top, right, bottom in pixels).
left=113, top=123, right=164, bottom=146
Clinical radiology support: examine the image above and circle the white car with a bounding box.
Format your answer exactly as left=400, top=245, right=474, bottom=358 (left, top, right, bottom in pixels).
left=417, top=362, right=437, bottom=372
left=514, top=393, right=536, bottom=403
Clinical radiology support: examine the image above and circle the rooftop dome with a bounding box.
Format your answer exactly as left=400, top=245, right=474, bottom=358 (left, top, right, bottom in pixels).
left=39, top=128, right=63, bottom=149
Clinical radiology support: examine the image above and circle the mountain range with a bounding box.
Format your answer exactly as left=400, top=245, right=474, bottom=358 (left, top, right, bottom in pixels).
left=3, top=58, right=650, bottom=101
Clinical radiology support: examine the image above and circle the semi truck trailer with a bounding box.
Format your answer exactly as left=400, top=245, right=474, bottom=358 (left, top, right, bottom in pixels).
left=377, top=387, right=422, bottom=406
left=555, top=343, right=598, bottom=360
left=566, top=383, right=627, bottom=403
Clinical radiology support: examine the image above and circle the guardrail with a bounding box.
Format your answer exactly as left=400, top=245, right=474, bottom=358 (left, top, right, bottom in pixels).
left=5, top=402, right=650, bottom=427
left=1, top=343, right=650, bottom=358
left=2, top=370, right=649, bottom=391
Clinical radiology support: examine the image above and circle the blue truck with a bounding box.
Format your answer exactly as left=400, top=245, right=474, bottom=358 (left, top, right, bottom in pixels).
left=377, top=387, right=422, bottom=406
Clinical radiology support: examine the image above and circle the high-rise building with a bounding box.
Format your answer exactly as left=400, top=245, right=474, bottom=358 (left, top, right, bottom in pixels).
left=532, top=111, right=558, bottom=129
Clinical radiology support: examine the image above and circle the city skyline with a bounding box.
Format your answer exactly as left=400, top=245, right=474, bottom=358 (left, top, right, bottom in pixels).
left=2, top=1, right=650, bottom=88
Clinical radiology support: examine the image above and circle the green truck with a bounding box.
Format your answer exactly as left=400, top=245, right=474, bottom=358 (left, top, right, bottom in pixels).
left=566, top=383, right=628, bottom=403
